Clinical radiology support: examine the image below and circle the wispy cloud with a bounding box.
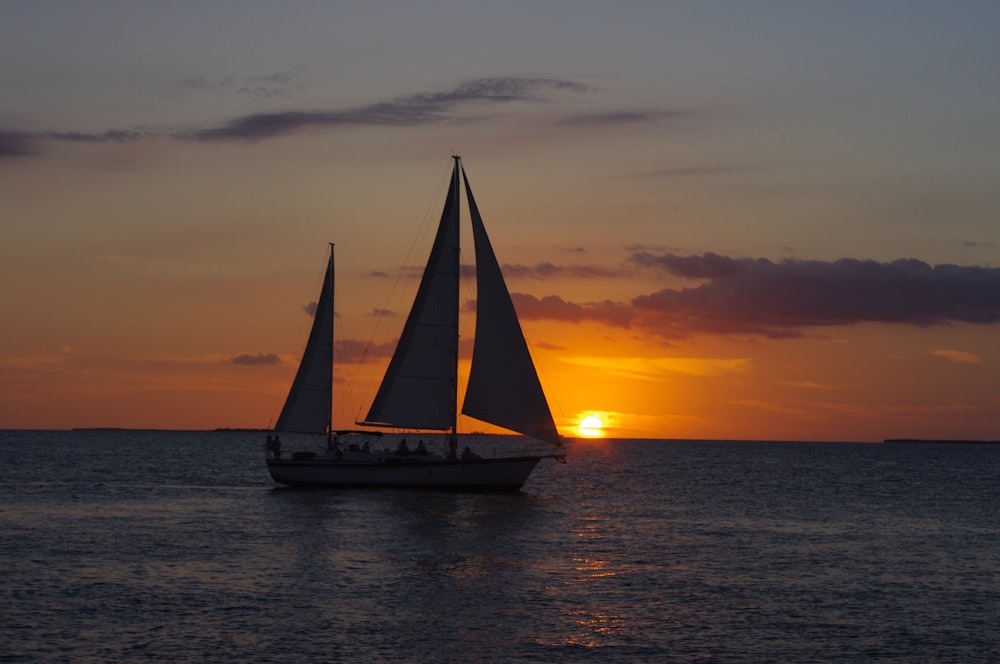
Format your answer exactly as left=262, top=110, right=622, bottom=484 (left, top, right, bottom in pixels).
left=189, top=76, right=589, bottom=141
left=1, top=76, right=589, bottom=157
left=556, top=109, right=699, bottom=127
left=500, top=262, right=627, bottom=279
left=181, top=70, right=304, bottom=99
left=231, top=352, right=281, bottom=366
left=238, top=71, right=305, bottom=99
left=44, top=129, right=157, bottom=144
left=932, top=349, right=984, bottom=364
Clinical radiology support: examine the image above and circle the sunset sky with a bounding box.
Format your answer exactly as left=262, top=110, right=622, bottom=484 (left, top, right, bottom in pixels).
left=3, top=2, right=1000, bottom=441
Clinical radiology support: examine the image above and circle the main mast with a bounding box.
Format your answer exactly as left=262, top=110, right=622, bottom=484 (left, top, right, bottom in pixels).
left=327, top=242, right=335, bottom=439
left=449, top=155, right=461, bottom=457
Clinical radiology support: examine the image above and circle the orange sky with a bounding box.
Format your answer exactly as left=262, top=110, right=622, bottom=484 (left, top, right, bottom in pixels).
left=2, top=5, right=1000, bottom=441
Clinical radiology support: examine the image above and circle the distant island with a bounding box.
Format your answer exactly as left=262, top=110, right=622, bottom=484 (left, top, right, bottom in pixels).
left=72, top=427, right=269, bottom=433
left=884, top=438, right=1000, bottom=445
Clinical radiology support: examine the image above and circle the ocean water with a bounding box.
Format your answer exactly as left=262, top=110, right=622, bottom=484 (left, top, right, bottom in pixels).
left=1, top=431, right=998, bottom=662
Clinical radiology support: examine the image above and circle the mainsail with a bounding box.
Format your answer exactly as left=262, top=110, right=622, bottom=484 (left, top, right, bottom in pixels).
left=274, top=245, right=335, bottom=434
left=363, top=157, right=559, bottom=445
left=363, top=160, right=461, bottom=431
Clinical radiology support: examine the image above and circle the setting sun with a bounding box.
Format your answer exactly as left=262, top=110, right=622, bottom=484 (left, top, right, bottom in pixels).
left=577, top=414, right=605, bottom=438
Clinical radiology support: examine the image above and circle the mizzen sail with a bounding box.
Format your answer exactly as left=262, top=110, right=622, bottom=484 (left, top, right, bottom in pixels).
left=275, top=246, right=334, bottom=434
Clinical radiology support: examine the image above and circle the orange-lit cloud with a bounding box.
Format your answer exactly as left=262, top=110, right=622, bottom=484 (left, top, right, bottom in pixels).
left=231, top=353, right=281, bottom=366
left=932, top=349, right=983, bottom=364
left=562, top=355, right=751, bottom=380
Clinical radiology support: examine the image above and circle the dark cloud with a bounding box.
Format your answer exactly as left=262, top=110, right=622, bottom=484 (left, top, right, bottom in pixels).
left=303, top=301, right=318, bottom=317
left=20, top=77, right=588, bottom=150
left=556, top=110, right=698, bottom=127
left=45, top=129, right=155, bottom=143
left=232, top=352, right=281, bottom=366
left=509, top=293, right=634, bottom=328
left=498, top=253, right=1000, bottom=340
left=631, top=253, right=1000, bottom=338
left=631, top=251, right=745, bottom=279
left=369, top=308, right=394, bottom=317
left=189, top=76, right=588, bottom=141
left=0, top=131, right=40, bottom=158
left=630, top=165, right=746, bottom=179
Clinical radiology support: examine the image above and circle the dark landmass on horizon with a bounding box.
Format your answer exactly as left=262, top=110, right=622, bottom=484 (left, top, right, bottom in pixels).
left=884, top=438, right=1000, bottom=445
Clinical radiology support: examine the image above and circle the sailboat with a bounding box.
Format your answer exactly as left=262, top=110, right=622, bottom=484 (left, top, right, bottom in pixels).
left=265, top=156, right=564, bottom=490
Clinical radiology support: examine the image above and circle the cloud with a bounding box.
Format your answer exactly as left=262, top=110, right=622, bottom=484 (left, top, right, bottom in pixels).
left=0, top=131, right=40, bottom=158
left=630, top=253, right=1000, bottom=338
left=237, top=71, right=304, bottom=100
left=510, top=293, right=633, bottom=328
left=45, top=129, right=156, bottom=144
left=504, top=253, right=1000, bottom=341
left=181, top=71, right=303, bottom=99
left=556, top=109, right=699, bottom=127
left=962, top=240, right=997, bottom=249
left=932, top=349, right=983, bottom=364
left=232, top=352, right=281, bottom=366
left=15, top=77, right=588, bottom=151
left=189, top=76, right=588, bottom=141
left=500, top=262, right=626, bottom=279
left=369, top=308, right=394, bottom=318
left=334, top=339, right=397, bottom=363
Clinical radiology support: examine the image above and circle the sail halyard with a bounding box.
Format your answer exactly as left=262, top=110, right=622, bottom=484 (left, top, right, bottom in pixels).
left=275, top=244, right=335, bottom=435
left=459, top=168, right=562, bottom=446
left=362, top=158, right=461, bottom=431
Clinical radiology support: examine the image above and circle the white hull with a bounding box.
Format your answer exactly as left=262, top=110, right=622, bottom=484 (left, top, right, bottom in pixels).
left=266, top=455, right=545, bottom=491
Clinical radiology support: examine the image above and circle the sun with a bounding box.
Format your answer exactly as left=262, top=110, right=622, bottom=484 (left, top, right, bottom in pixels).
left=577, top=414, right=605, bottom=438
